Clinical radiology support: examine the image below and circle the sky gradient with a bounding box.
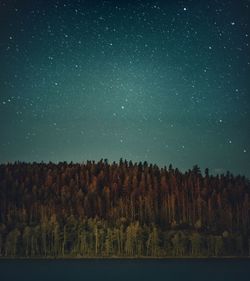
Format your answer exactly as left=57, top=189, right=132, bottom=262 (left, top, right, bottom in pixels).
left=0, top=0, right=249, bottom=176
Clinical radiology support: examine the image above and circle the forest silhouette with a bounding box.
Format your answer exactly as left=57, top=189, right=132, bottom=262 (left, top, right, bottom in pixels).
left=0, top=159, right=249, bottom=257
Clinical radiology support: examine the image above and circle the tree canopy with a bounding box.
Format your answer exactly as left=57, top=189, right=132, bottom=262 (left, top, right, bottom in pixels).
left=0, top=160, right=249, bottom=257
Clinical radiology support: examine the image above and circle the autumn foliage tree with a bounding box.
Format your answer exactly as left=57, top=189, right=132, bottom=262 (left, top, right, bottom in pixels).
left=0, top=160, right=249, bottom=257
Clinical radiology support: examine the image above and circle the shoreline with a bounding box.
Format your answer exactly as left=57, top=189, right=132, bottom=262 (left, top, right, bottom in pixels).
left=0, top=256, right=249, bottom=260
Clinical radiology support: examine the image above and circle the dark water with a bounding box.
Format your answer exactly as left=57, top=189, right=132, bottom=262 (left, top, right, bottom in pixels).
left=0, top=259, right=250, bottom=281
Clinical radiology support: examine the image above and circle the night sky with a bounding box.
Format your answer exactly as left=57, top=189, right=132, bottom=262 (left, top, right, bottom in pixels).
left=0, top=0, right=249, bottom=176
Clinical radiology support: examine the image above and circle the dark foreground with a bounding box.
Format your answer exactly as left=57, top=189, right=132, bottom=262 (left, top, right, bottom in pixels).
left=0, top=259, right=250, bottom=281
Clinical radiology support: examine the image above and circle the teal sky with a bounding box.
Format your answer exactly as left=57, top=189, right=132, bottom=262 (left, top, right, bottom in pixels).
left=0, top=0, right=249, bottom=176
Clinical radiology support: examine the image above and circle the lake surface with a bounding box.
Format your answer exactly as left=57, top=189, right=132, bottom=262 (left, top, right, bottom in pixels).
left=0, top=259, right=250, bottom=281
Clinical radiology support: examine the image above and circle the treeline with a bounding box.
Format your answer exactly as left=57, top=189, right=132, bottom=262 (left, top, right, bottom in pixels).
left=0, top=160, right=249, bottom=257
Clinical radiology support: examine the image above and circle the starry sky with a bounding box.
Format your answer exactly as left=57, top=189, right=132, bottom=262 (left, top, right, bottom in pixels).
left=0, top=0, right=249, bottom=176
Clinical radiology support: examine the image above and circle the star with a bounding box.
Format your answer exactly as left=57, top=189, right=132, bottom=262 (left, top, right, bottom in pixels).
left=0, top=0, right=248, bottom=178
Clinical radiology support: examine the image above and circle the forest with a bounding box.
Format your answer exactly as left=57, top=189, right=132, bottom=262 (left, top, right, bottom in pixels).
left=0, top=159, right=249, bottom=258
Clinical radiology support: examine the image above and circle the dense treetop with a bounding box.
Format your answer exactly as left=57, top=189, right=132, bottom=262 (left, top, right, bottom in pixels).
left=0, top=160, right=249, bottom=257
